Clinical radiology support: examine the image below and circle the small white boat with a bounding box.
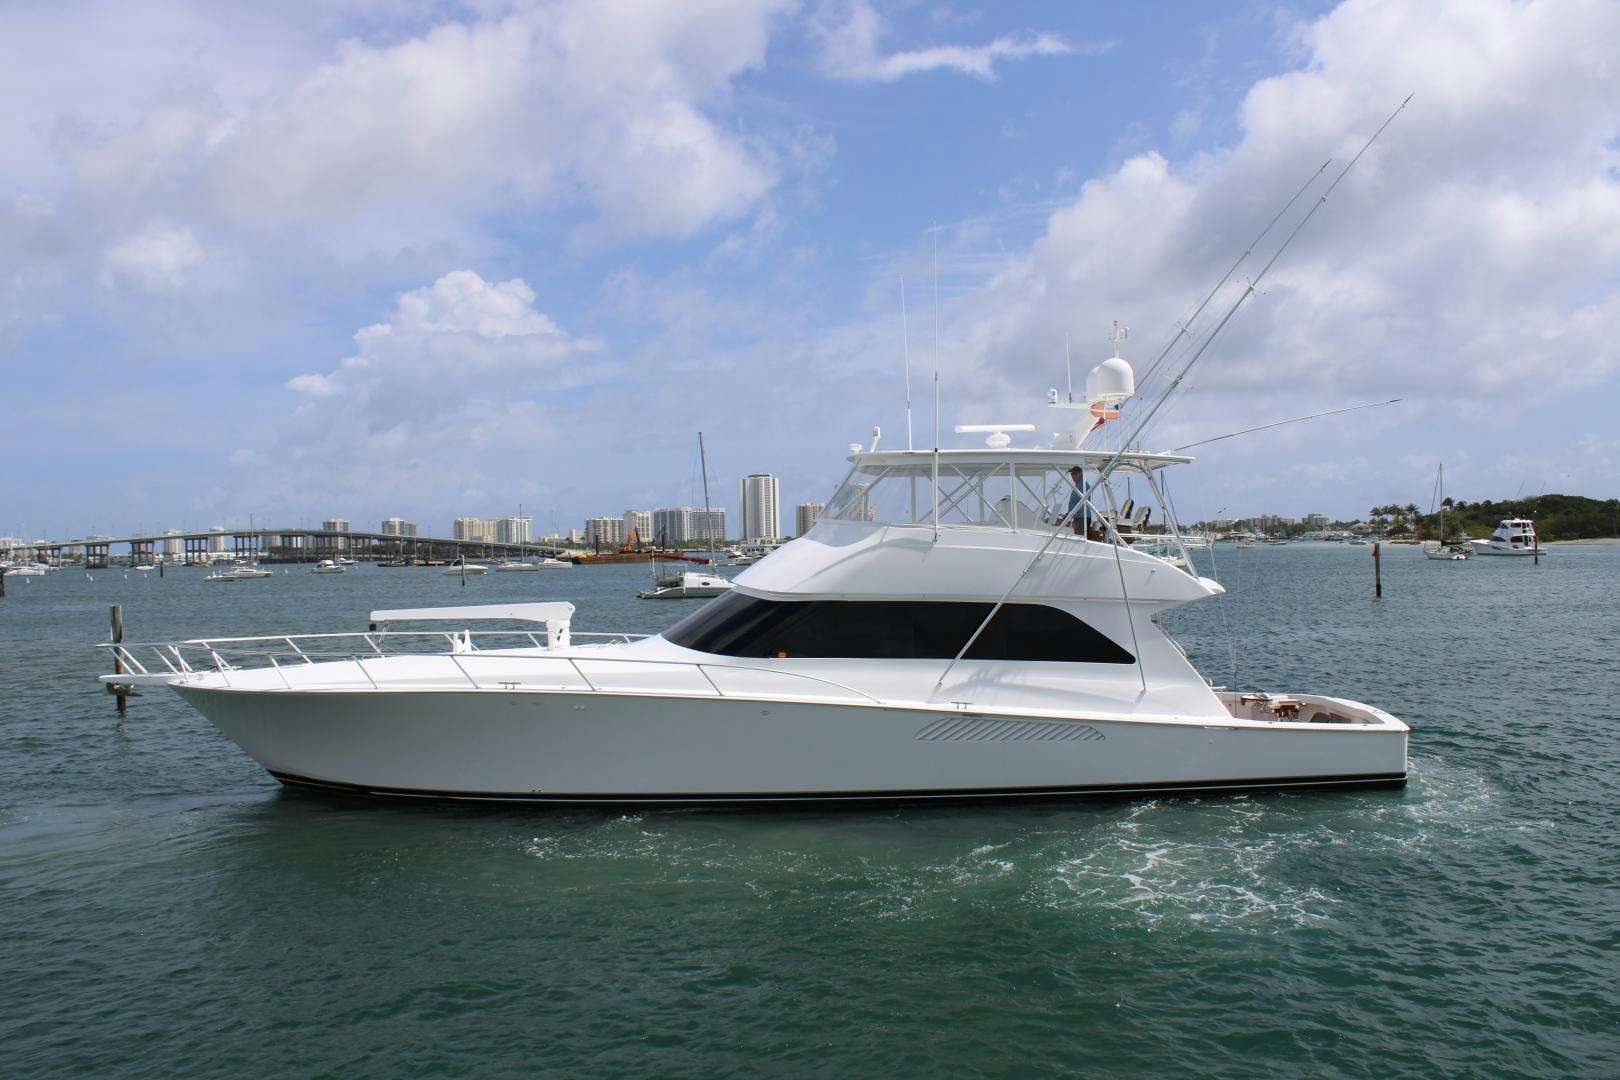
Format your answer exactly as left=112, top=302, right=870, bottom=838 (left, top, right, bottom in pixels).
left=721, top=540, right=787, bottom=566
left=637, top=569, right=733, bottom=599
left=1348, top=537, right=1370, bottom=546
left=493, top=558, right=569, bottom=572
left=337, top=557, right=358, bottom=566
left=204, top=561, right=273, bottom=582
left=1469, top=518, right=1540, bottom=557
left=310, top=559, right=345, bottom=574
left=443, top=561, right=489, bottom=576
left=4, top=564, right=47, bottom=577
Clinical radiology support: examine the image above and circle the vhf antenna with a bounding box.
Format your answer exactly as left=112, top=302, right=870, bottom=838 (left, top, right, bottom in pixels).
left=901, top=276, right=914, bottom=451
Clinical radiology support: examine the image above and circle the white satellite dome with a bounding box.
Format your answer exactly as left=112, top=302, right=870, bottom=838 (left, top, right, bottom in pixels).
left=1085, top=356, right=1135, bottom=405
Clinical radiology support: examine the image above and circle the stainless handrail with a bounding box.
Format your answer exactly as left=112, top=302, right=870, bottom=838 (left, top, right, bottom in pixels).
left=97, top=629, right=648, bottom=649
left=99, top=637, right=884, bottom=704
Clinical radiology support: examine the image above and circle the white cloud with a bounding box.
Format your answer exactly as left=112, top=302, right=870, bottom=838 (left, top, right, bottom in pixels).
left=3, top=0, right=796, bottom=265
left=235, top=267, right=620, bottom=523
left=101, top=223, right=206, bottom=291
left=286, top=269, right=607, bottom=422
left=813, top=0, right=1075, bottom=83
left=206, top=2, right=792, bottom=244
left=935, top=0, right=1620, bottom=436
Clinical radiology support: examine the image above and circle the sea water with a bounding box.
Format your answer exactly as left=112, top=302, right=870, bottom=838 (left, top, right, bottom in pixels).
left=3, top=547, right=1617, bottom=1076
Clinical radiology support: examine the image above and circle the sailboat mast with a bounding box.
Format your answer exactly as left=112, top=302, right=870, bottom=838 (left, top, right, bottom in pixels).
left=1437, top=464, right=1446, bottom=542
left=698, top=431, right=713, bottom=551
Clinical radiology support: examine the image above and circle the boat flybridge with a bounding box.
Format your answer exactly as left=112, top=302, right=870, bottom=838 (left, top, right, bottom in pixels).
left=98, top=358, right=1407, bottom=804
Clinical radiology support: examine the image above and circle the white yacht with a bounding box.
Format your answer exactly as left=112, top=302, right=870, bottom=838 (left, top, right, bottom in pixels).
left=310, top=559, right=345, bottom=574
left=203, top=560, right=273, bottom=582
left=494, top=558, right=569, bottom=571
left=637, top=568, right=734, bottom=600
left=4, top=563, right=47, bottom=577
left=1469, top=518, right=1540, bottom=557
left=721, top=540, right=789, bottom=567
left=101, top=390, right=1407, bottom=802
left=443, top=560, right=489, bottom=576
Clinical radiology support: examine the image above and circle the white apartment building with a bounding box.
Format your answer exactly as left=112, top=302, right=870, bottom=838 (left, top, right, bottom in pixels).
left=208, top=526, right=227, bottom=552
left=161, top=529, right=183, bottom=557
left=381, top=517, right=418, bottom=537
left=739, top=473, right=780, bottom=542
left=795, top=502, right=823, bottom=536
left=322, top=517, right=349, bottom=533
left=652, top=507, right=726, bottom=546
left=584, top=516, right=625, bottom=549
left=454, top=516, right=532, bottom=543
left=494, top=516, right=532, bottom=544
left=623, top=510, right=653, bottom=547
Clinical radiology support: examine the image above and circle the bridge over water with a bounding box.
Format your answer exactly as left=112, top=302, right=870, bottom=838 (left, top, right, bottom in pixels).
left=19, top=529, right=570, bottom=568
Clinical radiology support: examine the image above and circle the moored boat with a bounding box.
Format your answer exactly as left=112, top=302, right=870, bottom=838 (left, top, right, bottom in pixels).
left=1469, top=518, right=1540, bottom=557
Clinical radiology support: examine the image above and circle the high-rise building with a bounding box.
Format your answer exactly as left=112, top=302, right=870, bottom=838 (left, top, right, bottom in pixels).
left=622, top=510, right=652, bottom=548
left=795, top=502, right=823, bottom=536
left=453, top=516, right=485, bottom=541
left=739, top=473, right=780, bottom=542
left=584, top=517, right=625, bottom=549
left=381, top=517, right=417, bottom=537
left=494, top=516, right=532, bottom=544
left=208, top=526, right=227, bottom=552
left=652, top=507, right=726, bottom=547
left=322, top=517, right=349, bottom=533
left=697, top=508, right=726, bottom=546
left=161, top=529, right=183, bottom=556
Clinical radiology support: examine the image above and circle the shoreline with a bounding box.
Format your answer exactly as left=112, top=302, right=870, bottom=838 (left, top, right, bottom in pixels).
left=1544, top=537, right=1620, bottom=547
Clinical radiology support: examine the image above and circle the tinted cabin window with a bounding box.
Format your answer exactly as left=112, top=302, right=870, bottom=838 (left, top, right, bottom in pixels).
left=664, top=594, right=1133, bottom=664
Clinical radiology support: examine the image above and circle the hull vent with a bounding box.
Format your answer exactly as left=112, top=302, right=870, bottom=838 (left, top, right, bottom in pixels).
left=915, top=716, right=1104, bottom=743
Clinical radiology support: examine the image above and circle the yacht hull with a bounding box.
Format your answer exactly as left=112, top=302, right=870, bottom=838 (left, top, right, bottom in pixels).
left=1467, top=543, right=1538, bottom=557
left=177, top=686, right=1407, bottom=804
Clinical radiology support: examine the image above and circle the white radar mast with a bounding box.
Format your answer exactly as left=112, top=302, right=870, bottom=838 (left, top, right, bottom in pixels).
left=1047, top=321, right=1136, bottom=448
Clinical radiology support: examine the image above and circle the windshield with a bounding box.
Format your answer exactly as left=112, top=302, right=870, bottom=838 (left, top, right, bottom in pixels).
left=822, top=459, right=1166, bottom=533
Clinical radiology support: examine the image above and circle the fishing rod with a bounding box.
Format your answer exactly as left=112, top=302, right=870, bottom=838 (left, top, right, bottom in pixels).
left=929, top=96, right=1413, bottom=700
left=1129, top=157, right=1333, bottom=411
left=1171, top=398, right=1403, bottom=452
left=1096, top=93, right=1413, bottom=489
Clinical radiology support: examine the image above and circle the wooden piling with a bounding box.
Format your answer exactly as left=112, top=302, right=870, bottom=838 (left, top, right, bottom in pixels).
left=110, top=603, right=127, bottom=715
left=0, top=567, right=7, bottom=598
left=1373, top=542, right=1382, bottom=598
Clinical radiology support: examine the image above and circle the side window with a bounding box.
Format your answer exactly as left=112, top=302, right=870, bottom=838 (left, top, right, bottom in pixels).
left=664, top=594, right=1133, bottom=664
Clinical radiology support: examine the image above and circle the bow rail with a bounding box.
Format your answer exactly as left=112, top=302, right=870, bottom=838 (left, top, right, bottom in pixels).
left=97, top=631, right=884, bottom=705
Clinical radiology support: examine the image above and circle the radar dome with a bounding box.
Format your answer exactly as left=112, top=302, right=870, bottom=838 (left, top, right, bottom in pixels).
left=1085, top=356, right=1135, bottom=405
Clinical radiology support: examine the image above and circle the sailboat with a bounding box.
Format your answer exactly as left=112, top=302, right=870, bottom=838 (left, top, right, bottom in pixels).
left=1423, top=465, right=1470, bottom=560
left=640, top=432, right=731, bottom=599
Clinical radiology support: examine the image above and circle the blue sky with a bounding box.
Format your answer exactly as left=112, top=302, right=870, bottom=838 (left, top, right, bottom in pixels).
left=4, top=0, right=1618, bottom=540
